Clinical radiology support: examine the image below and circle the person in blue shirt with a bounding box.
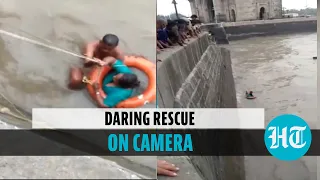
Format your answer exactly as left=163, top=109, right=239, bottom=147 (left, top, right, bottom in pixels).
left=157, top=28, right=169, bottom=44
left=157, top=19, right=172, bottom=48
left=92, top=57, right=140, bottom=108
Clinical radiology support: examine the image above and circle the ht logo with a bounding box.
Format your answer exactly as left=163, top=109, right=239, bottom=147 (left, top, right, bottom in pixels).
left=264, top=114, right=312, bottom=161
left=268, top=126, right=306, bottom=149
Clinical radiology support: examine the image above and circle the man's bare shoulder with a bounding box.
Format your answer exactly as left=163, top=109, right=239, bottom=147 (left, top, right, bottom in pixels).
left=114, top=46, right=123, bottom=53
left=113, top=47, right=125, bottom=60
left=88, top=40, right=100, bottom=47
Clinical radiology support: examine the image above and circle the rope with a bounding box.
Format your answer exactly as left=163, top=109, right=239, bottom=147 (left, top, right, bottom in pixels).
left=0, top=28, right=106, bottom=128
left=0, top=103, right=53, bottom=129
left=0, top=107, right=31, bottom=123
left=0, top=29, right=100, bottom=63
left=0, top=85, right=26, bottom=118
left=0, top=89, right=53, bottom=128
left=5, top=25, right=134, bottom=58
left=0, top=27, right=113, bottom=129
left=4, top=25, right=53, bottom=44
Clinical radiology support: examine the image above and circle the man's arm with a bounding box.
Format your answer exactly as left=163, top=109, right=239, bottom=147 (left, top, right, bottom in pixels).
left=83, top=41, right=101, bottom=67
left=99, top=57, right=131, bottom=74
left=100, top=56, right=117, bottom=66
left=84, top=41, right=99, bottom=59
left=159, top=40, right=170, bottom=48
left=157, top=40, right=164, bottom=49
left=114, top=47, right=125, bottom=61
left=167, top=38, right=174, bottom=46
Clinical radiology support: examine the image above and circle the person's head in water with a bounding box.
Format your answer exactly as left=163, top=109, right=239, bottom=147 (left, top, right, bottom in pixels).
left=99, top=34, right=119, bottom=52
left=113, top=73, right=140, bottom=89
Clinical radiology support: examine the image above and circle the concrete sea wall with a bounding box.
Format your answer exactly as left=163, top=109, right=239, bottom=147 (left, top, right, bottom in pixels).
left=157, top=34, right=210, bottom=108
left=202, top=17, right=317, bottom=42
left=157, top=35, right=243, bottom=180
left=173, top=45, right=237, bottom=108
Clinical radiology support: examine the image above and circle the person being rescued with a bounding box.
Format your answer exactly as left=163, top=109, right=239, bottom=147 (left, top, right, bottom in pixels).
left=90, top=56, right=140, bottom=108
left=246, top=91, right=256, bottom=99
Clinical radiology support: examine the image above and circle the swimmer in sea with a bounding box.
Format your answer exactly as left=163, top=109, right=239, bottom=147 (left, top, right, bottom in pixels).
left=92, top=56, right=140, bottom=108
left=84, top=34, right=125, bottom=67
left=245, top=91, right=256, bottom=99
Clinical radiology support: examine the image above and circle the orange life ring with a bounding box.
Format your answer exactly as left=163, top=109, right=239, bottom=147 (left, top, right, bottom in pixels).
left=86, top=55, right=156, bottom=108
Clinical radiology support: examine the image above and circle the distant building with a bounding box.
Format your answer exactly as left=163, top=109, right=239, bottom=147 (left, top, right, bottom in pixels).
left=188, top=0, right=282, bottom=23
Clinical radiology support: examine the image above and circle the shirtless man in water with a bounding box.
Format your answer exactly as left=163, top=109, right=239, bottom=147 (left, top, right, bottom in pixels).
left=84, top=34, right=125, bottom=67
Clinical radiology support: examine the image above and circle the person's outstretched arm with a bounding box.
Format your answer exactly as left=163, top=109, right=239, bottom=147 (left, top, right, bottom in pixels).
left=157, top=40, right=164, bottom=49
left=99, top=57, right=131, bottom=74
left=99, top=56, right=117, bottom=66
